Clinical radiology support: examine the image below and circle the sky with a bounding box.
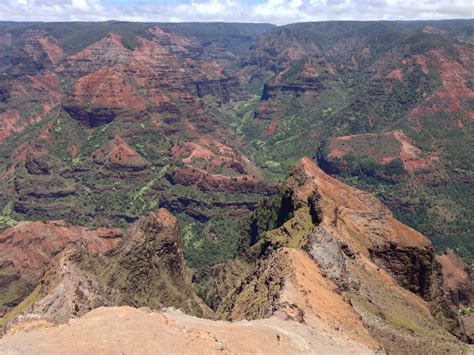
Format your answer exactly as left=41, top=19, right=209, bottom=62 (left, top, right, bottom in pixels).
left=0, top=0, right=472, bottom=25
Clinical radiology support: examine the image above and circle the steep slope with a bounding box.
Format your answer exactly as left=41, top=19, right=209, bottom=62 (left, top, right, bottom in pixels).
left=437, top=249, right=474, bottom=308
left=231, top=20, right=474, bottom=266
left=197, top=157, right=471, bottom=353
left=0, top=220, right=122, bottom=318
left=0, top=208, right=210, bottom=334
left=1, top=158, right=470, bottom=353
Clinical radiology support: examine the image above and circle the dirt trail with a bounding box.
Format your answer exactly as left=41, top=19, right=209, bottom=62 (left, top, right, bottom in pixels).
left=0, top=306, right=375, bottom=354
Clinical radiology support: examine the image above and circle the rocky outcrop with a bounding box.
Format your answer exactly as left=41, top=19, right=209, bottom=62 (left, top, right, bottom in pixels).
left=0, top=221, right=122, bottom=317
left=159, top=195, right=258, bottom=222
left=0, top=306, right=376, bottom=354
left=321, top=130, right=436, bottom=174
left=0, top=29, right=63, bottom=144
left=3, top=243, right=120, bottom=333
left=91, top=209, right=210, bottom=317
left=166, top=167, right=278, bottom=195
left=193, top=78, right=241, bottom=104
left=247, top=157, right=468, bottom=352
left=91, top=136, right=149, bottom=171
left=0, top=209, right=211, bottom=333
left=260, top=79, right=324, bottom=100
left=0, top=159, right=471, bottom=353
left=216, top=249, right=288, bottom=321
left=63, top=66, right=146, bottom=127
left=437, top=249, right=474, bottom=308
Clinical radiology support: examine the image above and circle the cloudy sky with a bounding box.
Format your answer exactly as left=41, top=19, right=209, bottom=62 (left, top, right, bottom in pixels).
left=0, top=0, right=472, bottom=25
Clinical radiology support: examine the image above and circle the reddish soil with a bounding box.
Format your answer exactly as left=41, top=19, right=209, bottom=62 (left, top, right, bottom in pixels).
left=172, top=137, right=262, bottom=179
left=148, top=26, right=195, bottom=47
left=0, top=109, right=23, bottom=145
left=255, top=100, right=278, bottom=119
left=67, top=33, right=130, bottom=67
left=282, top=248, right=379, bottom=349
left=409, top=48, right=474, bottom=121
left=72, top=67, right=145, bottom=109
left=294, top=157, right=431, bottom=249
left=21, top=31, right=63, bottom=65
left=68, top=144, right=78, bottom=157
left=168, top=166, right=276, bottom=194
left=37, top=36, right=64, bottom=65
left=328, top=130, right=436, bottom=172
left=436, top=249, right=474, bottom=308
left=12, top=73, right=61, bottom=102
left=0, top=306, right=375, bottom=354
left=386, top=68, right=403, bottom=80
left=92, top=136, right=149, bottom=169
left=0, top=71, right=61, bottom=145
left=413, top=55, right=430, bottom=75
left=263, top=122, right=278, bottom=136
left=0, top=220, right=122, bottom=274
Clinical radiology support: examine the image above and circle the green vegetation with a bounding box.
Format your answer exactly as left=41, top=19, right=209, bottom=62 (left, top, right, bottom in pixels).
left=0, top=203, right=17, bottom=231
left=0, top=283, right=43, bottom=332
left=179, top=213, right=251, bottom=269
left=0, top=19, right=472, bottom=272
left=330, top=153, right=406, bottom=183
left=459, top=306, right=474, bottom=316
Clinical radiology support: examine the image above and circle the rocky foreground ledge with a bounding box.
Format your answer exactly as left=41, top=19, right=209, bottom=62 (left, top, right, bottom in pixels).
left=0, top=305, right=375, bottom=354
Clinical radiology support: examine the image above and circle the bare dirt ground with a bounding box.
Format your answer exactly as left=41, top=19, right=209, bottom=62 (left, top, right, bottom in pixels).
left=0, top=305, right=375, bottom=355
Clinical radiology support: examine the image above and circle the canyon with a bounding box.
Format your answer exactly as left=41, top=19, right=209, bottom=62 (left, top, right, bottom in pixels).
left=0, top=20, right=472, bottom=353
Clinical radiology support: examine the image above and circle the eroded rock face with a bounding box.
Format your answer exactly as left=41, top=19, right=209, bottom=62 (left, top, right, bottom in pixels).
left=304, top=225, right=350, bottom=291
left=1, top=209, right=211, bottom=332
left=4, top=243, right=121, bottom=333
left=94, top=209, right=207, bottom=316
left=60, top=29, right=242, bottom=128
left=0, top=30, right=62, bottom=144
left=437, top=249, right=474, bottom=308
left=166, top=166, right=277, bottom=194
left=0, top=159, right=470, bottom=353
left=249, top=157, right=467, bottom=351
left=216, top=249, right=288, bottom=321
left=0, top=221, right=122, bottom=316
left=63, top=66, right=146, bottom=127
left=91, top=136, right=149, bottom=171
left=194, top=78, right=241, bottom=104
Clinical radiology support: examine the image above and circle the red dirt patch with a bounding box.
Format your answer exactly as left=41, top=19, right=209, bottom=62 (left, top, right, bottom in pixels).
left=0, top=109, right=23, bottom=145
left=436, top=249, right=473, bottom=308
left=409, top=48, right=474, bottom=122
left=328, top=130, right=435, bottom=172
left=68, top=144, right=79, bottom=157
left=422, top=26, right=446, bottom=35
left=386, top=68, right=403, bottom=80
left=172, top=137, right=261, bottom=178
left=167, top=166, right=276, bottom=194
left=68, top=33, right=129, bottom=64
left=413, top=55, right=430, bottom=75
left=92, top=136, right=149, bottom=170
left=255, top=100, right=278, bottom=119
left=37, top=36, right=64, bottom=65
left=263, top=122, right=278, bottom=136
left=0, top=220, right=122, bottom=273
left=72, top=67, right=145, bottom=110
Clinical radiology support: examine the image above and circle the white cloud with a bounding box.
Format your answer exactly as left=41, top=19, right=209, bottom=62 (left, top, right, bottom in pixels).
left=0, top=0, right=472, bottom=24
